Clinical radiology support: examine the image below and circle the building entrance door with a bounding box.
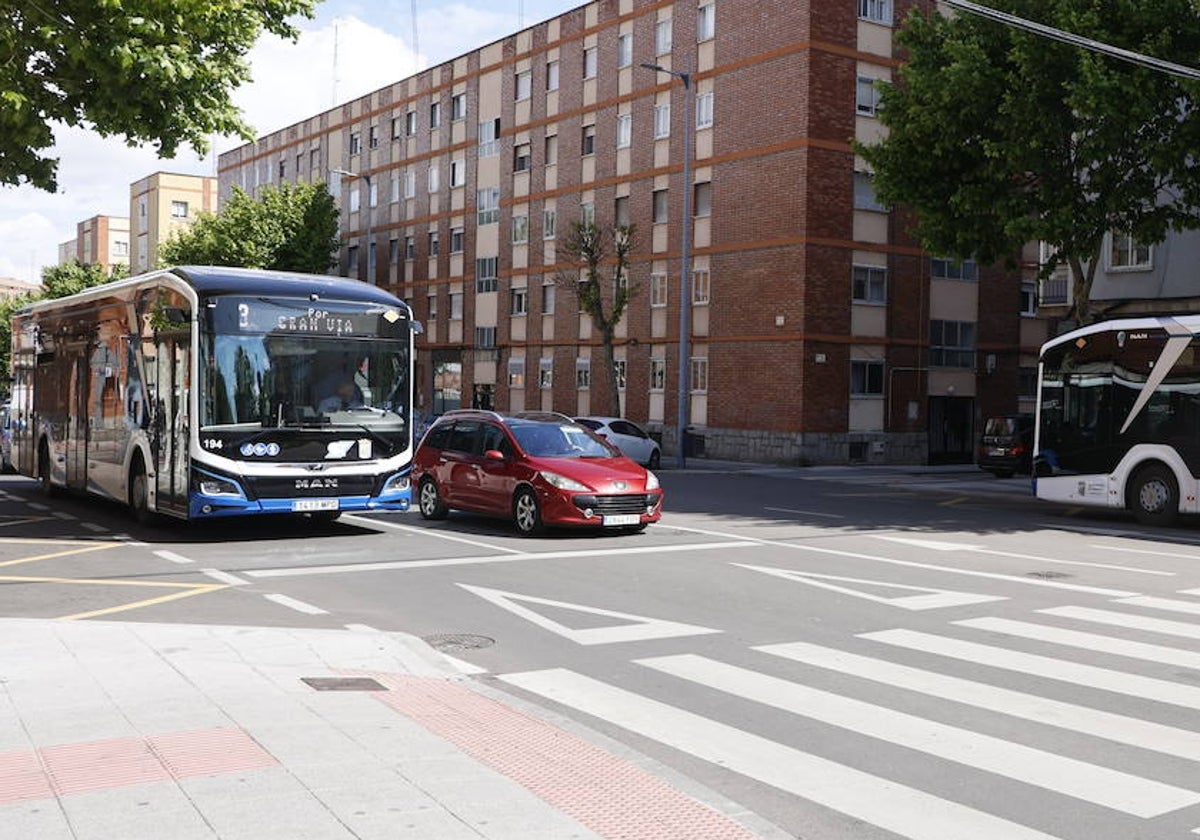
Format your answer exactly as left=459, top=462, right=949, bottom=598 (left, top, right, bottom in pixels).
left=928, top=396, right=974, bottom=464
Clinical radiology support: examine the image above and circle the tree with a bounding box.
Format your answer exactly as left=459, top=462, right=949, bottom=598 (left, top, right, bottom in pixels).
left=1, top=0, right=316, bottom=192
left=555, top=221, right=637, bottom=416
left=857, top=1, right=1200, bottom=323
left=159, top=182, right=341, bottom=273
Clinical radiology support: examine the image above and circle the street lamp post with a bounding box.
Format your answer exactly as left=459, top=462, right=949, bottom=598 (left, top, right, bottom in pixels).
left=332, top=168, right=374, bottom=284
left=641, top=63, right=694, bottom=469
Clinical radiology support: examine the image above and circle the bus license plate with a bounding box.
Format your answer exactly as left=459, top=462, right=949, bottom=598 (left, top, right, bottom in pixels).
left=602, top=514, right=641, bottom=527
left=292, top=499, right=339, bottom=512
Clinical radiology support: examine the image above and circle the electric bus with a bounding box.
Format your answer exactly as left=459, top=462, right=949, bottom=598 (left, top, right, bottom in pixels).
left=10, top=266, right=415, bottom=521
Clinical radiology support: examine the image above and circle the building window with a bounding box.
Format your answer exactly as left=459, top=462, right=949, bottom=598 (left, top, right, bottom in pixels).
left=650, top=273, right=668, bottom=307
left=546, top=60, right=560, bottom=91
left=650, top=358, right=666, bottom=391
left=450, top=292, right=463, bottom=320
left=428, top=231, right=440, bottom=256
left=476, top=257, right=499, bottom=292
left=614, top=359, right=628, bottom=390
left=389, top=237, right=399, bottom=264
left=479, top=118, right=501, bottom=157
left=581, top=124, right=596, bottom=156
left=450, top=227, right=465, bottom=253
left=856, top=76, right=882, bottom=116
left=853, top=172, right=886, bottom=212
left=693, top=268, right=710, bottom=304
left=690, top=357, right=709, bottom=393
left=580, top=202, right=595, bottom=228
left=508, top=357, right=526, bottom=388
left=583, top=46, right=598, bottom=80
left=616, top=113, right=632, bottom=149
left=390, top=117, right=401, bottom=140
left=512, top=214, right=529, bottom=244
left=430, top=101, right=441, bottom=128
left=697, top=3, right=715, bottom=41
left=113, top=240, right=129, bottom=256
left=511, top=287, right=528, bottom=315
left=427, top=292, right=438, bottom=320
left=931, top=257, right=979, bottom=281
left=477, top=188, right=500, bottom=225
left=693, top=182, right=712, bottom=217
left=850, top=360, right=885, bottom=396
left=368, top=180, right=378, bottom=207
left=404, top=169, right=416, bottom=199
left=576, top=357, right=591, bottom=389
left=654, top=103, right=671, bottom=139
left=171, top=201, right=189, bottom=219
left=310, top=149, right=320, bottom=169
left=450, top=158, right=466, bottom=187
left=1020, top=281, right=1037, bottom=316
left=1109, top=230, right=1153, bottom=269
left=614, top=196, right=630, bottom=228
left=405, top=236, right=416, bottom=260
left=403, top=110, right=416, bottom=136
left=544, top=134, right=558, bottom=166
left=852, top=265, right=887, bottom=303
left=539, top=357, right=553, bottom=388
left=859, top=0, right=893, bottom=25
left=543, top=208, right=557, bottom=240
left=515, top=70, right=532, bottom=101
left=278, top=159, right=286, bottom=179
left=347, top=245, right=359, bottom=272
left=428, top=165, right=440, bottom=193
left=451, top=93, right=467, bottom=121
left=369, top=125, right=379, bottom=148
left=1018, top=366, right=1037, bottom=399
left=696, top=92, right=714, bottom=129
left=929, top=320, right=976, bottom=368
left=513, top=143, right=532, bottom=172
left=349, top=132, right=361, bottom=155
left=653, top=189, right=669, bottom=223
left=475, top=327, right=497, bottom=349
left=655, top=18, right=672, bottom=55
left=617, top=33, right=633, bottom=68
left=348, top=190, right=360, bottom=213
left=390, top=175, right=400, bottom=203
left=542, top=281, right=556, bottom=314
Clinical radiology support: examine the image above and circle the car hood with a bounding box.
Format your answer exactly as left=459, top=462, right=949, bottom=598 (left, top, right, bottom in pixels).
left=526, top=455, right=654, bottom=492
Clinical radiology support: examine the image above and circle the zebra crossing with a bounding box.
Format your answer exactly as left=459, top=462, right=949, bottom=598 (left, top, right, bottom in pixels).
left=498, top=587, right=1200, bottom=840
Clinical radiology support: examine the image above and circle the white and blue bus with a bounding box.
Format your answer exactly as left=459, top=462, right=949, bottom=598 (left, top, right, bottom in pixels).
left=1035, top=313, right=1200, bottom=525
left=10, top=266, right=414, bottom=521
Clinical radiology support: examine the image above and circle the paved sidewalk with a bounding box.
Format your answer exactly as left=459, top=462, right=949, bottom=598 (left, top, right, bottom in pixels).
left=0, top=619, right=777, bottom=840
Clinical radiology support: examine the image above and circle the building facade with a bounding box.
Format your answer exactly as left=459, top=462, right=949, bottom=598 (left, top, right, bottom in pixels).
left=219, top=0, right=1042, bottom=464
left=129, top=173, right=218, bottom=274
left=56, top=215, right=130, bottom=273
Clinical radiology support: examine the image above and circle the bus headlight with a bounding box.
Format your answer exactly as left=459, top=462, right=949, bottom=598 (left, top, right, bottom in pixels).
left=196, top=474, right=241, bottom=497
left=383, top=473, right=411, bottom=494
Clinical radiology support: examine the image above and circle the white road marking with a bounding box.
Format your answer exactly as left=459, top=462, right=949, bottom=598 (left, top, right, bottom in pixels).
left=51, top=511, right=76, bottom=521
left=757, top=640, right=1200, bottom=763
left=1039, top=605, right=1200, bottom=640
left=245, top=540, right=755, bottom=578
left=262, top=593, right=328, bottom=615
left=733, top=564, right=1005, bottom=611
left=201, top=569, right=249, bottom=586
left=458, top=584, right=720, bottom=645
left=111, top=534, right=149, bottom=547
left=1180, top=588, right=1200, bottom=597
left=871, top=535, right=980, bottom=551
left=81, top=522, right=107, bottom=533
left=664, top=524, right=1139, bottom=597
left=344, top=623, right=379, bottom=633
left=1090, top=543, right=1200, bottom=561
left=1115, top=595, right=1200, bottom=616
left=864, top=628, right=1200, bottom=712
left=153, top=549, right=193, bottom=565
left=442, top=655, right=487, bottom=675
left=957, top=617, right=1200, bottom=671
left=970, top=547, right=1173, bottom=576
left=26, top=502, right=49, bottom=511
left=501, top=668, right=1067, bottom=840
left=639, top=654, right=1197, bottom=818
left=341, top=513, right=526, bottom=554
left=763, top=506, right=845, bottom=519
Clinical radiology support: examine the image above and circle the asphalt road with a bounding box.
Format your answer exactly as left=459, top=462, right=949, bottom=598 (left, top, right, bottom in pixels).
left=4, top=467, right=1200, bottom=840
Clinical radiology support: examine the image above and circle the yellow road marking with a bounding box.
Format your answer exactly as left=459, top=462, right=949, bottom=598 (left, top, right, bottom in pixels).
left=0, top=536, right=121, bottom=545
left=0, top=542, right=121, bottom=569
left=0, top=516, right=54, bottom=529
left=0, top=573, right=203, bottom=588
left=57, top=585, right=228, bottom=621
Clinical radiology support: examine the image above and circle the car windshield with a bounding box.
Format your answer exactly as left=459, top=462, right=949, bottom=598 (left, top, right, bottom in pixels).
left=511, top=423, right=617, bottom=458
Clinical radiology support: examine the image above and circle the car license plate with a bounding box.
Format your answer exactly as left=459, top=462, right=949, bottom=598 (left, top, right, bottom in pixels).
left=987, top=447, right=1005, bottom=456
left=602, top=514, right=641, bottom=527
left=292, top=499, right=339, bottom=512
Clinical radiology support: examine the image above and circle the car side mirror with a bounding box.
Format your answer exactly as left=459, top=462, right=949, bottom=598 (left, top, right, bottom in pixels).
left=484, top=449, right=506, bottom=461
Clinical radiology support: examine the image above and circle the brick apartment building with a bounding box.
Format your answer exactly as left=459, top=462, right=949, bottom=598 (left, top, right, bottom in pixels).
left=218, top=0, right=1047, bottom=465
left=129, top=172, right=219, bottom=274
left=56, top=214, right=130, bottom=274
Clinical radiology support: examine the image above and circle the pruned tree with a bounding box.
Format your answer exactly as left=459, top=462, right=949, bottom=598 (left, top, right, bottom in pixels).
left=555, top=221, right=637, bottom=417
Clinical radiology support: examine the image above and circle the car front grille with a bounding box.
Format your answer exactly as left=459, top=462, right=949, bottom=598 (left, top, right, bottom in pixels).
left=573, top=493, right=659, bottom=515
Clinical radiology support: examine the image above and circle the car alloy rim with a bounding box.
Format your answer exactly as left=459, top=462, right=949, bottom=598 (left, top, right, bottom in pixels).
left=516, top=494, right=536, bottom=530
left=421, top=482, right=437, bottom=513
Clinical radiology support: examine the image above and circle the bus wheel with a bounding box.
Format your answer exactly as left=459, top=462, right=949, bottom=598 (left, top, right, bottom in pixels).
left=37, top=441, right=59, bottom=498
left=418, top=478, right=448, bottom=520
left=1131, top=465, right=1178, bottom=527
left=129, top=464, right=153, bottom=524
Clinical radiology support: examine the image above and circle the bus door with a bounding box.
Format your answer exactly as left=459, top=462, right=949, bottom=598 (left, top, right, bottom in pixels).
left=65, top=349, right=90, bottom=491
left=151, top=333, right=191, bottom=514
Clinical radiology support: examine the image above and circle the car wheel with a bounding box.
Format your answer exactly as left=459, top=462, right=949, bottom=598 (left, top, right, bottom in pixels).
left=1130, top=464, right=1179, bottom=527
left=418, top=478, right=449, bottom=520
left=648, top=449, right=661, bottom=470
left=512, top=487, right=544, bottom=535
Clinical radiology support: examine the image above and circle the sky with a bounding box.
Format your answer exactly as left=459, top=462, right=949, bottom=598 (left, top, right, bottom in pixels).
left=0, top=0, right=582, bottom=286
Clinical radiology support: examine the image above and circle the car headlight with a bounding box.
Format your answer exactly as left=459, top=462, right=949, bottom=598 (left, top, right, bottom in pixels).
left=645, top=471, right=660, bottom=491
left=540, top=471, right=591, bottom=492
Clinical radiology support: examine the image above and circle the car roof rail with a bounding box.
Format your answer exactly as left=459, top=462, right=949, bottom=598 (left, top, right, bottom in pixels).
left=439, top=408, right=507, bottom=422
left=512, top=410, right=575, bottom=423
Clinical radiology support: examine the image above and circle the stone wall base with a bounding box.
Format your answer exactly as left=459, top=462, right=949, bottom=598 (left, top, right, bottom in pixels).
left=653, top=426, right=929, bottom=466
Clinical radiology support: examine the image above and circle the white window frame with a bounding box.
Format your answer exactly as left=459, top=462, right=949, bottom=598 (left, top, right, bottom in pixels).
left=1019, top=281, right=1037, bottom=317
left=1108, top=230, right=1153, bottom=271
left=696, top=91, right=714, bottom=129
left=170, top=200, right=189, bottom=219
left=511, top=287, right=528, bottom=316
left=852, top=265, right=887, bottom=304
left=650, top=358, right=666, bottom=391
left=450, top=227, right=465, bottom=254
left=655, top=19, right=673, bottom=55
left=478, top=118, right=501, bottom=157
left=616, top=113, right=632, bottom=148
left=690, top=357, right=709, bottom=393
left=692, top=268, right=710, bottom=304
left=477, top=188, right=500, bottom=225
left=475, top=256, right=499, bottom=292
left=543, top=208, right=557, bottom=240
left=575, top=357, right=591, bottom=390
left=348, top=190, right=360, bottom=214
left=617, top=33, right=633, bottom=68
left=650, top=273, right=668, bottom=307
left=850, top=359, right=885, bottom=396
left=542, top=281, right=556, bottom=314
left=451, top=93, right=467, bottom=121
left=613, top=359, right=628, bottom=390
left=508, top=357, right=526, bottom=387
left=654, top=103, right=671, bottom=139
left=511, top=214, right=529, bottom=244
left=853, top=172, right=886, bottom=212
left=427, top=165, right=439, bottom=193
left=697, top=4, right=715, bottom=41
left=450, top=158, right=466, bottom=187
left=931, top=257, right=979, bottom=281
left=515, top=70, right=532, bottom=101
left=546, top=60, right=560, bottom=91
left=859, top=0, right=893, bottom=25
left=580, top=202, right=595, bottom=228
left=427, top=292, right=438, bottom=320
left=583, top=46, right=598, bottom=80
left=450, top=292, right=463, bottom=320
left=539, top=357, right=553, bottom=388
left=404, top=169, right=417, bottom=199
left=856, top=76, right=883, bottom=116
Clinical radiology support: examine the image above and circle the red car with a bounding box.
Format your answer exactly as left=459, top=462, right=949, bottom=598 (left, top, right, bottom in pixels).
left=413, top=410, right=663, bottom=535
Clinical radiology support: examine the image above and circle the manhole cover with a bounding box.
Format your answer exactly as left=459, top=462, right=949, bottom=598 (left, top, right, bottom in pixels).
left=423, top=633, right=495, bottom=652
left=301, top=677, right=387, bottom=692
left=1026, top=570, right=1072, bottom=579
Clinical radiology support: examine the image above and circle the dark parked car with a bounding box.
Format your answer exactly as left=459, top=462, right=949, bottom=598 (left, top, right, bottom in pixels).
left=978, top=414, right=1034, bottom=478
left=413, top=410, right=663, bottom=535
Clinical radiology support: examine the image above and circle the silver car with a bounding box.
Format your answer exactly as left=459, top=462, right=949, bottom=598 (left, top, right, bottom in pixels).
left=573, top=416, right=661, bottom=468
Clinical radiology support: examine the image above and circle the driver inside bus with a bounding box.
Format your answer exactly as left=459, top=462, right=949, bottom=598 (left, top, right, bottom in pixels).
left=318, top=378, right=365, bottom=413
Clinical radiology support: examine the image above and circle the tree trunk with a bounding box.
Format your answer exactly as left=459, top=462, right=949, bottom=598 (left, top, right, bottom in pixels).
left=1067, top=245, right=1102, bottom=325
left=601, top=328, right=621, bottom=417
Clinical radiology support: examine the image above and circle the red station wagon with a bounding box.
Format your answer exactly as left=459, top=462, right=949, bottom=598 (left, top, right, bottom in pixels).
left=413, top=410, right=663, bottom=535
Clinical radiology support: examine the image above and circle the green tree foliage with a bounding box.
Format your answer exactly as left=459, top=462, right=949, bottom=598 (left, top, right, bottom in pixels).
left=857, top=2, right=1200, bottom=322
left=0, top=0, right=317, bottom=192
left=555, top=222, right=637, bottom=417
left=159, top=182, right=341, bottom=273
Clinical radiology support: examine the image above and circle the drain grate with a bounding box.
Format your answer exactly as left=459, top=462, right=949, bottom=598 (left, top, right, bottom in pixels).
left=1026, top=570, right=1072, bottom=580
left=301, top=677, right=387, bottom=692
left=423, top=633, right=495, bottom=652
